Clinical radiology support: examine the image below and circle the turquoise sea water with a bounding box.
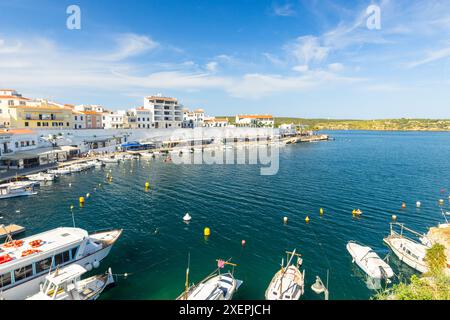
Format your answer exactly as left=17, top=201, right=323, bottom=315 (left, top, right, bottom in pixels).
left=1, top=130, right=449, bottom=300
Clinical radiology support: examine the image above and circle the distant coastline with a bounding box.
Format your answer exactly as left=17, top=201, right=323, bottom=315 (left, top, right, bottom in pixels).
left=218, top=117, right=450, bottom=132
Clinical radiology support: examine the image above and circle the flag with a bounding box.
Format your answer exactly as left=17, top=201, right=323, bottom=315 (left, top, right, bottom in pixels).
left=217, top=260, right=225, bottom=269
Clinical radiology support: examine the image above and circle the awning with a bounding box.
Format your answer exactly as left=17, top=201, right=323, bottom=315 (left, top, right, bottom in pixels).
left=1, top=146, right=73, bottom=160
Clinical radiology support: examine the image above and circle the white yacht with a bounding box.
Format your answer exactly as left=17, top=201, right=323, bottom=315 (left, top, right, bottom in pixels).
left=0, top=227, right=122, bottom=300
left=26, top=265, right=114, bottom=300
left=265, top=250, right=305, bottom=300
left=0, top=186, right=37, bottom=199
left=177, top=259, right=242, bottom=300
left=26, top=172, right=56, bottom=182
left=99, top=156, right=119, bottom=164
left=346, top=241, right=393, bottom=281
left=383, top=223, right=429, bottom=273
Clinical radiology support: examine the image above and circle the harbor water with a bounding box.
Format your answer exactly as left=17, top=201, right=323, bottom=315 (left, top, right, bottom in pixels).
left=1, top=130, right=449, bottom=300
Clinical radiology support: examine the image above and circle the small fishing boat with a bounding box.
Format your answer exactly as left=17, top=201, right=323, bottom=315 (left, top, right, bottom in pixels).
left=265, top=249, right=305, bottom=300
left=0, top=224, right=26, bottom=240
left=0, top=186, right=37, bottom=199
left=352, top=209, right=362, bottom=215
left=26, top=172, right=56, bottom=182
left=383, top=223, right=430, bottom=273
left=346, top=241, right=393, bottom=281
left=26, top=264, right=114, bottom=300
left=177, top=258, right=242, bottom=300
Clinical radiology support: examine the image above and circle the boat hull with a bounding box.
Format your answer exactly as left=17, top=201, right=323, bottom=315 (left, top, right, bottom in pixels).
left=0, top=244, right=114, bottom=300
left=383, top=237, right=428, bottom=273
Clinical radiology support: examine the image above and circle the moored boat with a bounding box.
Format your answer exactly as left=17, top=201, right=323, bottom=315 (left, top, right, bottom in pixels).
left=346, top=241, right=393, bottom=281
left=0, top=227, right=122, bottom=300
left=177, top=258, right=242, bottom=300
left=383, top=222, right=429, bottom=273
left=26, top=265, right=114, bottom=300
left=25, top=172, right=56, bottom=182
left=0, top=186, right=37, bottom=199
left=265, top=249, right=305, bottom=300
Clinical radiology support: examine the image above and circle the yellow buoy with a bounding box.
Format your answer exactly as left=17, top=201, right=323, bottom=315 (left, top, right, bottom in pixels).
left=392, top=215, right=397, bottom=221
left=305, top=216, right=310, bottom=223
left=283, top=217, right=288, bottom=224
left=79, top=196, right=85, bottom=204
left=86, top=193, right=90, bottom=198
left=70, top=205, right=74, bottom=210
left=145, top=182, right=150, bottom=188
left=319, top=208, right=324, bottom=215
left=204, top=227, right=211, bottom=236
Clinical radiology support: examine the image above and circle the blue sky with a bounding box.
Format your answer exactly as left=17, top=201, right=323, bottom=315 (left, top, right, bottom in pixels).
left=1, top=0, right=450, bottom=118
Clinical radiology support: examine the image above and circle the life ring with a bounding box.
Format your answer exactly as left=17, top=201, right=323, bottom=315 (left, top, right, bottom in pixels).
left=29, top=239, right=44, bottom=248
left=21, top=249, right=42, bottom=257
left=4, top=240, right=24, bottom=248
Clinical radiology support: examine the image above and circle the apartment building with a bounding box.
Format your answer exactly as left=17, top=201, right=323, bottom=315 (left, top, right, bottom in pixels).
left=203, top=117, right=229, bottom=128
left=144, top=94, right=183, bottom=129
left=103, top=110, right=126, bottom=129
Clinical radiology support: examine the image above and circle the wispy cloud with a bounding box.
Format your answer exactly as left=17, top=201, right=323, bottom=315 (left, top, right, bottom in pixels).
left=406, top=45, right=450, bottom=69
left=272, top=3, right=296, bottom=17
left=104, top=34, right=159, bottom=61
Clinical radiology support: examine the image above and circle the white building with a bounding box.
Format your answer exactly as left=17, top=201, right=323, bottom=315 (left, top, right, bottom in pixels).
left=143, top=94, right=183, bottom=129
left=103, top=110, right=126, bottom=129
left=72, top=111, right=86, bottom=129
left=182, top=108, right=205, bottom=128
left=235, top=115, right=274, bottom=128
left=129, top=107, right=152, bottom=129
left=203, top=117, right=229, bottom=128
left=74, top=104, right=107, bottom=113
left=0, top=89, right=35, bottom=128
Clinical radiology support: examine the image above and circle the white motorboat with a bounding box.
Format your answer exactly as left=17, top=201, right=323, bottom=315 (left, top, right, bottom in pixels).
left=98, top=156, right=119, bottom=164
left=0, top=186, right=37, bottom=199
left=383, top=223, right=429, bottom=273
left=67, top=165, right=83, bottom=173
left=346, top=241, right=393, bottom=281
left=265, top=249, right=305, bottom=300
left=139, top=152, right=154, bottom=158
left=26, top=172, right=56, bottom=182
left=26, top=265, right=114, bottom=300
left=0, top=180, right=40, bottom=189
left=177, top=258, right=242, bottom=300
left=48, top=167, right=72, bottom=175
left=0, top=227, right=122, bottom=300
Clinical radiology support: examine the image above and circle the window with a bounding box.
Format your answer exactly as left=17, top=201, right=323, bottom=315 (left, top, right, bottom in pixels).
left=15, top=142, right=18, bottom=148
left=54, top=250, right=71, bottom=266
left=20, top=141, right=24, bottom=147
left=70, top=247, right=79, bottom=260
left=35, top=257, right=52, bottom=274
left=66, top=122, right=69, bottom=127
left=0, top=272, right=12, bottom=288
left=14, top=265, right=33, bottom=282
left=74, top=116, right=77, bottom=121
left=26, top=141, right=30, bottom=146
left=24, top=122, right=29, bottom=127
left=37, top=122, right=41, bottom=127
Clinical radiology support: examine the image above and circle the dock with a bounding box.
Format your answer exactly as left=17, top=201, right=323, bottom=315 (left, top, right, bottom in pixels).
left=0, top=224, right=26, bottom=239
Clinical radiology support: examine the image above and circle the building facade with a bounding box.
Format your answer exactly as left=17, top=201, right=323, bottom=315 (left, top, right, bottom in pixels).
left=182, top=108, right=205, bottom=128
left=0, top=89, right=33, bottom=128
left=235, top=115, right=274, bottom=128
left=144, top=94, right=183, bottom=129
left=203, top=117, right=229, bottom=127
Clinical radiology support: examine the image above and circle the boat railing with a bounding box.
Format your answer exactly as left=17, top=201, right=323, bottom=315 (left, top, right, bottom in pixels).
left=388, top=222, right=425, bottom=244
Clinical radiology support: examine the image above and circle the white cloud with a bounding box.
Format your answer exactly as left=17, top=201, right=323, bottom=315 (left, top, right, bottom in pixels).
left=205, top=61, right=218, bottom=72
left=285, top=36, right=330, bottom=66
left=328, top=63, right=344, bottom=72
left=406, top=46, right=450, bottom=68
left=104, top=33, right=159, bottom=61
left=273, top=3, right=296, bottom=17
left=292, top=65, right=309, bottom=72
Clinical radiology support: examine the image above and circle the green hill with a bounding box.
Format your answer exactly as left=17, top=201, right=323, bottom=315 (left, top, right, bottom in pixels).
left=217, top=116, right=450, bottom=131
